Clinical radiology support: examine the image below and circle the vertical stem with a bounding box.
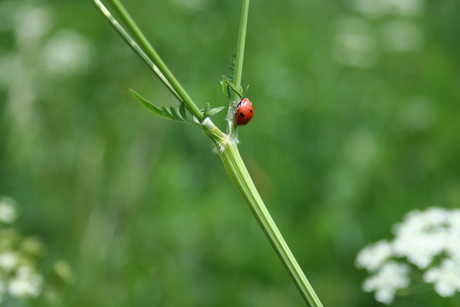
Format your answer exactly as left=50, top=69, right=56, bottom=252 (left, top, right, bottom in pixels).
left=227, top=0, right=250, bottom=139
left=233, top=0, right=249, bottom=92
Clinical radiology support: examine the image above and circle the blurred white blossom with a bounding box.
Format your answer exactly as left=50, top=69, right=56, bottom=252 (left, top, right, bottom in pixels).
left=392, top=207, right=449, bottom=269
left=0, top=196, right=18, bottom=224
left=0, top=195, right=73, bottom=304
left=0, top=197, right=44, bottom=303
left=356, top=240, right=393, bottom=272
left=357, top=207, right=460, bottom=304
left=8, top=266, right=43, bottom=298
left=0, top=252, right=19, bottom=272
left=424, top=259, right=460, bottom=297
left=363, top=262, right=411, bottom=304
left=41, top=30, right=93, bottom=75
left=13, top=5, right=52, bottom=43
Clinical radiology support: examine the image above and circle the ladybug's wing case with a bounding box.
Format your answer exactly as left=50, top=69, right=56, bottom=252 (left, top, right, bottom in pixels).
left=235, top=98, right=254, bottom=126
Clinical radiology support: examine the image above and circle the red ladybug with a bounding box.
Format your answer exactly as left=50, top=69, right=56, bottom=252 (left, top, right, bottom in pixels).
left=235, top=98, right=254, bottom=126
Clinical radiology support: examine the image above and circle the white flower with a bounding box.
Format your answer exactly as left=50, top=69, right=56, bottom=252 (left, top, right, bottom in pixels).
left=393, top=229, right=446, bottom=269
left=0, top=197, right=50, bottom=302
left=8, top=266, right=43, bottom=298
left=0, top=252, right=19, bottom=272
left=448, top=210, right=460, bottom=233
left=363, top=261, right=411, bottom=304
left=392, top=207, right=449, bottom=269
left=445, top=210, right=460, bottom=260
left=13, top=5, right=52, bottom=43
left=41, top=30, right=92, bottom=75
left=356, top=240, right=393, bottom=272
left=393, top=207, right=448, bottom=237
left=357, top=207, right=460, bottom=303
left=0, top=196, right=18, bottom=224
left=424, top=259, right=460, bottom=297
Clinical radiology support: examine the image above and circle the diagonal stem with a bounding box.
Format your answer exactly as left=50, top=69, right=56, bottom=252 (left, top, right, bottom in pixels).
left=219, top=141, right=323, bottom=307
left=93, top=0, right=203, bottom=121
left=92, top=0, right=181, bottom=101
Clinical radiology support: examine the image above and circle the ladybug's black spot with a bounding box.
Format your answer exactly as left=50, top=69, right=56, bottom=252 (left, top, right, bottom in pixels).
left=239, top=112, right=245, bottom=117
left=249, top=109, right=253, bottom=113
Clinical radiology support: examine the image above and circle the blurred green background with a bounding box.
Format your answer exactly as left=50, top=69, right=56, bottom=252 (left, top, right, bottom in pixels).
left=1, top=0, right=459, bottom=306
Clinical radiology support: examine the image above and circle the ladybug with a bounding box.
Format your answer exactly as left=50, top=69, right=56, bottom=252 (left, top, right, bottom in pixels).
left=235, top=98, right=254, bottom=126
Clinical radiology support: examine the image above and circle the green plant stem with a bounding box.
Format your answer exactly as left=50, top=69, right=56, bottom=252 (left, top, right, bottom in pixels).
left=107, top=0, right=203, bottom=121
left=226, top=0, right=250, bottom=139
left=92, top=0, right=183, bottom=102
left=217, top=139, right=323, bottom=307
left=233, top=0, right=249, bottom=92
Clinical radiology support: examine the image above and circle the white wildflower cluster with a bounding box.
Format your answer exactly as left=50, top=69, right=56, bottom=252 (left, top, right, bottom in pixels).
left=0, top=196, right=75, bottom=305
left=0, top=196, right=44, bottom=303
left=356, top=207, right=460, bottom=304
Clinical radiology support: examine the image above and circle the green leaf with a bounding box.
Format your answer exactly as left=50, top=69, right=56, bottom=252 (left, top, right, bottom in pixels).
left=179, top=102, right=187, bottom=119
left=228, top=51, right=236, bottom=81
left=244, top=84, right=250, bottom=97
left=201, top=102, right=225, bottom=119
left=225, top=79, right=244, bottom=99
left=131, top=89, right=164, bottom=116
left=170, top=106, right=179, bottom=118
left=221, top=77, right=231, bottom=99
left=207, top=106, right=226, bottom=116
left=202, top=102, right=211, bottom=118
left=130, top=89, right=197, bottom=124
left=162, top=106, right=174, bottom=119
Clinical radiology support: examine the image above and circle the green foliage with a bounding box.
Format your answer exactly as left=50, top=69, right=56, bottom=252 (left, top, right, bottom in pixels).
left=202, top=103, right=226, bottom=119
left=131, top=89, right=226, bottom=124
left=131, top=89, right=196, bottom=124
left=219, top=77, right=245, bottom=99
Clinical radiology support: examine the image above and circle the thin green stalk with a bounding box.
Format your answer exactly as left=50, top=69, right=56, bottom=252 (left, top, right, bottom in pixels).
left=92, top=0, right=182, bottom=103
left=103, top=0, right=203, bottom=121
left=233, top=0, right=249, bottom=92
left=226, top=0, right=250, bottom=139
left=218, top=141, right=323, bottom=307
